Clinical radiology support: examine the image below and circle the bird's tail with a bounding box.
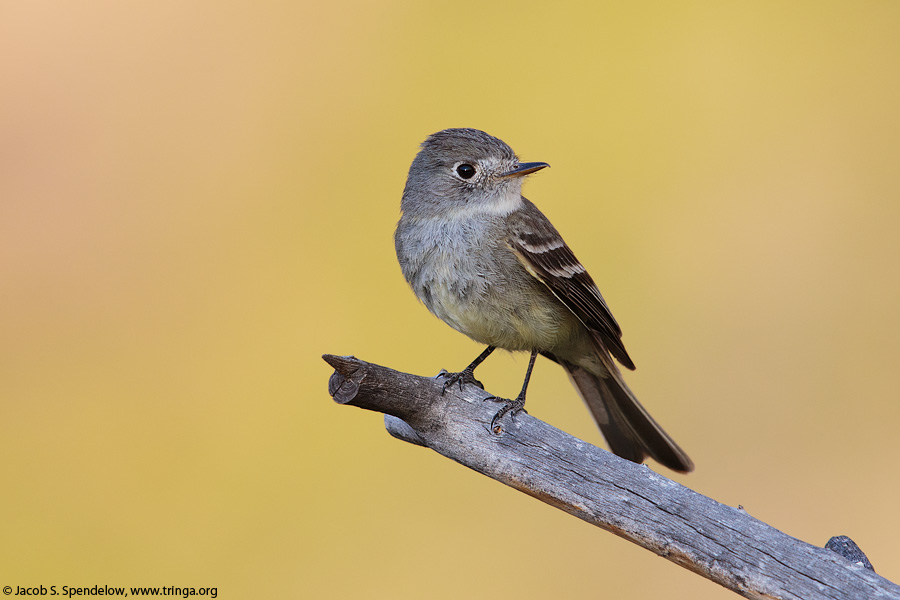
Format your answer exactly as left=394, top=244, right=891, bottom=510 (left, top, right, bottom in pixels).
left=562, top=360, right=694, bottom=473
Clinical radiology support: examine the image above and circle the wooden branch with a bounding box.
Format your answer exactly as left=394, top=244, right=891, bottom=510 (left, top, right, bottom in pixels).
left=323, top=354, right=898, bottom=600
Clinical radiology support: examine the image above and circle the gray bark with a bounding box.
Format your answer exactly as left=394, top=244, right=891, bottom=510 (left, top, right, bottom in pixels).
left=323, top=354, right=897, bottom=600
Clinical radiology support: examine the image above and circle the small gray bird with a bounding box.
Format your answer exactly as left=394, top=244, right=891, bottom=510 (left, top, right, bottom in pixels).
left=395, top=128, right=693, bottom=473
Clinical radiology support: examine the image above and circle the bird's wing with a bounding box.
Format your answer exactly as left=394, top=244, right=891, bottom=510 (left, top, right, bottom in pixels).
left=507, top=199, right=635, bottom=370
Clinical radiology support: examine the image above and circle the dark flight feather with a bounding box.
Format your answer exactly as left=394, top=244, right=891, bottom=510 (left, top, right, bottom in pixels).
left=507, top=199, right=635, bottom=370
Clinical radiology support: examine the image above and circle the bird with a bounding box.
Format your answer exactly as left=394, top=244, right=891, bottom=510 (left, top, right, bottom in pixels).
left=394, top=128, right=693, bottom=473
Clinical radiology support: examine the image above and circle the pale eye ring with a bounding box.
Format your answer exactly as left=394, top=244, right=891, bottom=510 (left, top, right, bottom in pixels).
left=454, top=162, right=476, bottom=180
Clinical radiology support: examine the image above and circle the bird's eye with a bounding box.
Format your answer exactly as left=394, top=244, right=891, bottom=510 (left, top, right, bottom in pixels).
left=455, top=163, right=476, bottom=179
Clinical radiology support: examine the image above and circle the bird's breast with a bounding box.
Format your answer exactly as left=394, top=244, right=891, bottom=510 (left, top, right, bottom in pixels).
left=396, top=214, right=583, bottom=352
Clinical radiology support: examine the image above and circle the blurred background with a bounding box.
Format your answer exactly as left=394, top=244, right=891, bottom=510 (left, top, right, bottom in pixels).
left=2, top=2, right=899, bottom=597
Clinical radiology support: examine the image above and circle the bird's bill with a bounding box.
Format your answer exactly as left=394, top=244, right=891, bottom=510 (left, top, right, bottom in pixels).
left=499, top=162, right=550, bottom=178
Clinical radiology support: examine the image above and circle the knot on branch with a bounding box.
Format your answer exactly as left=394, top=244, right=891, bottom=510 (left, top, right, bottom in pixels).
left=825, top=536, right=875, bottom=572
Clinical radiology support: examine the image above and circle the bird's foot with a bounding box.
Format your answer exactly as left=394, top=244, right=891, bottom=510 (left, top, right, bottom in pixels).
left=486, top=394, right=528, bottom=433
left=438, top=368, right=484, bottom=395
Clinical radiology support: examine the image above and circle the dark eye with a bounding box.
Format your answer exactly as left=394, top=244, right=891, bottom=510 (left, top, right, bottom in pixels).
left=456, top=163, right=476, bottom=179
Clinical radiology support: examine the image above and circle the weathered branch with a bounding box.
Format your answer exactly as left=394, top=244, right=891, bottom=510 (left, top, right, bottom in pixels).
left=323, top=354, right=897, bottom=600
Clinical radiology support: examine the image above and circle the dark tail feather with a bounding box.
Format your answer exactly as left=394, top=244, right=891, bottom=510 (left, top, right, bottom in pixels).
left=563, top=362, right=694, bottom=473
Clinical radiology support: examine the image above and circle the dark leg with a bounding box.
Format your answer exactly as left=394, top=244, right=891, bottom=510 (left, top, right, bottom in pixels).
left=440, top=345, right=496, bottom=395
left=489, top=349, right=538, bottom=432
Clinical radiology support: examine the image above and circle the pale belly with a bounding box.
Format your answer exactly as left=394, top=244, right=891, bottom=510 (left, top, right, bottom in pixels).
left=397, top=214, right=589, bottom=354
left=418, top=249, right=585, bottom=353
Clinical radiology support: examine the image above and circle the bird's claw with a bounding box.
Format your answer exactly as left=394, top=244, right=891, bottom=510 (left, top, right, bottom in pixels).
left=438, top=368, right=484, bottom=395
left=486, top=395, right=527, bottom=433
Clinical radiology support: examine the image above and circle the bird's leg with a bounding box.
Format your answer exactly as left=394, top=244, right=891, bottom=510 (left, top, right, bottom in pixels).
left=440, top=345, right=496, bottom=395
left=488, top=349, right=538, bottom=432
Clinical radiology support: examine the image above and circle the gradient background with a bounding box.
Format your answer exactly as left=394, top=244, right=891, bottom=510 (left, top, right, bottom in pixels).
left=2, top=2, right=899, bottom=598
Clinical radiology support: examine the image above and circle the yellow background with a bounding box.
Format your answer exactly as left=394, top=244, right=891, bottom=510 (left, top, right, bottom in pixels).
left=2, top=2, right=899, bottom=598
